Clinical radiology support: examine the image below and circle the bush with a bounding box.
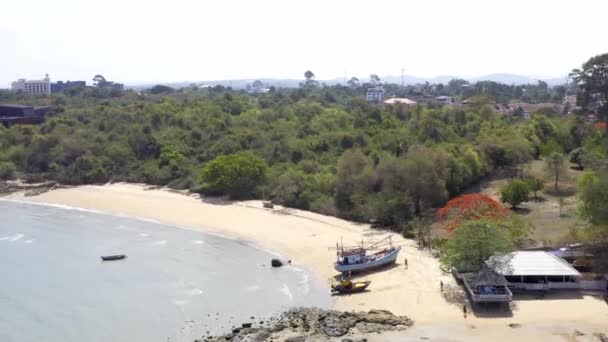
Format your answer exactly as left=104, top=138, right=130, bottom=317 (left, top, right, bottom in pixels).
left=500, top=179, right=530, bottom=208
left=198, top=152, right=267, bottom=199
left=525, top=177, right=544, bottom=198
left=0, top=161, right=17, bottom=180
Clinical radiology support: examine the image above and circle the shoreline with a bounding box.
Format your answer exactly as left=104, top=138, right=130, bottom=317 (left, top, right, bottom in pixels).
left=3, top=182, right=608, bottom=340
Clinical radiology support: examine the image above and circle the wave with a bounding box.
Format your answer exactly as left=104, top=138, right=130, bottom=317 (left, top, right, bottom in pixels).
left=151, top=240, right=167, bottom=246
left=191, top=240, right=204, bottom=245
left=0, top=233, right=25, bottom=242
left=184, top=288, right=204, bottom=296
left=246, top=285, right=260, bottom=292
left=279, top=283, right=293, bottom=301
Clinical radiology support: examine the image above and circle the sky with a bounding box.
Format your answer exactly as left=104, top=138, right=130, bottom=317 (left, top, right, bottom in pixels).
left=1, top=0, right=607, bottom=87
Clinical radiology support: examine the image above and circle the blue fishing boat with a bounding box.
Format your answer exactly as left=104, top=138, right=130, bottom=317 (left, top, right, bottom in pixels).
left=333, top=236, right=401, bottom=273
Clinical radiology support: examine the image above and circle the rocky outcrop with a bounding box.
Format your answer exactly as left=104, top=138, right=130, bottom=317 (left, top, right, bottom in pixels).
left=0, top=180, right=58, bottom=196
left=202, top=308, right=413, bottom=341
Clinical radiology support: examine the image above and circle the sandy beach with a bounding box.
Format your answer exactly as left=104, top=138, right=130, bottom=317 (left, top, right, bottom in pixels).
left=6, top=183, right=608, bottom=341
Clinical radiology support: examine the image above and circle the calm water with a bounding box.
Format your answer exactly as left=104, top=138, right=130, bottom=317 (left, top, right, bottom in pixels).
left=0, top=200, right=329, bottom=342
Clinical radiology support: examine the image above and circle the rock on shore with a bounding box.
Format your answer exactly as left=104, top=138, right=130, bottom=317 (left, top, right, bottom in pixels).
left=202, top=308, right=413, bottom=341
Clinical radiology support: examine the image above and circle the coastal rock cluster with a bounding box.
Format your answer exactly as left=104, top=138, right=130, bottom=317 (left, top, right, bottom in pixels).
left=201, top=308, right=413, bottom=342
left=0, top=180, right=57, bottom=197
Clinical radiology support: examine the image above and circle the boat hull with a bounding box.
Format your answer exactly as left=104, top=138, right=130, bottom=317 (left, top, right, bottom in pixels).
left=334, top=247, right=400, bottom=273
left=101, top=255, right=127, bottom=261
left=331, top=280, right=371, bottom=294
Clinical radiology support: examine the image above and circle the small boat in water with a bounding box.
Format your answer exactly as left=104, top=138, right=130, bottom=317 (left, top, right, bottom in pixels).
left=332, top=236, right=400, bottom=273
left=331, top=279, right=371, bottom=294
left=101, top=254, right=127, bottom=261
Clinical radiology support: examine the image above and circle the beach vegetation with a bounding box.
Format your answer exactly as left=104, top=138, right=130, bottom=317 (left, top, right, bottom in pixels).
left=499, top=179, right=530, bottom=208
left=439, top=220, right=515, bottom=270
left=198, top=152, right=267, bottom=199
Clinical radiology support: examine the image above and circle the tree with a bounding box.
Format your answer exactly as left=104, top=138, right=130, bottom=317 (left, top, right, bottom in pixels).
left=577, top=170, right=608, bottom=273
left=545, top=152, right=566, bottom=192
left=406, top=217, right=431, bottom=250
left=369, top=74, right=381, bottom=86
left=335, top=149, right=372, bottom=217
left=439, top=220, right=514, bottom=270
left=148, top=85, right=175, bottom=94
left=304, top=70, right=318, bottom=87
left=577, top=170, right=608, bottom=225
left=198, top=152, right=267, bottom=199
left=525, top=177, right=544, bottom=199
left=252, top=80, right=263, bottom=88
left=569, top=147, right=586, bottom=169
left=571, top=53, right=608, bottom=134
left=0, top=161, right=16, bottom=179
left=500, top=179, right=530, bottom=208
left=347, top=77, right=360, bottom=88
left=402, top=146, right=448, bottom=215
left=435, top=193, right=508, bottom=232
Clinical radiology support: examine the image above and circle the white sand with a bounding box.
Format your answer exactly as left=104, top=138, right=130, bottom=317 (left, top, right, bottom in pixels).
left=7, top=183, right=608, bottom=340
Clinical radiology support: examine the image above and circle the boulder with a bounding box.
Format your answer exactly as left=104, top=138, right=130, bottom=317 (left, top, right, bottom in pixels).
left=271, top=259, right=283, bottom=267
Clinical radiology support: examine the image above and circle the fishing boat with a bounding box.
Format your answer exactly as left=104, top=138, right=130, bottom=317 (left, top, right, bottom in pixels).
left=331, top=279, right=371, bottom=294
left=332, top=236, right=400, bottom=273
left=101, top=254, right=127, bottom=261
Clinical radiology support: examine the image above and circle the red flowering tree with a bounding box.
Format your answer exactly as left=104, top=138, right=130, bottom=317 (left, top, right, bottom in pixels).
left=435, top=193, right=508, bottom=232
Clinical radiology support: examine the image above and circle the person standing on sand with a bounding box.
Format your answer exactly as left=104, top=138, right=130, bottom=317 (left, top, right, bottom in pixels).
left=463, top=305, right=467, bottom=318
left=404, top=257, right=408, bottom=269
left=440, top=280, right=444, bottom=292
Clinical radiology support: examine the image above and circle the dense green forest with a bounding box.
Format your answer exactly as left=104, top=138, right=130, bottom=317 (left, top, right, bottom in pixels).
left=1, top=55, right=608, bottom=237
left=1, top=85, right=604, bottom=227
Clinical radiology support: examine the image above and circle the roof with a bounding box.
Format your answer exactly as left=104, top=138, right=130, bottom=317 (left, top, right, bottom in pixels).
left=0, top=104, right=33, bottom=109
left=474, top=267, right=508, bottom=286
left=435, top=96, right=453, bottom=100
left=486, top=251, right=581, bottom=277
left=384, top=97, right=417, bottom=105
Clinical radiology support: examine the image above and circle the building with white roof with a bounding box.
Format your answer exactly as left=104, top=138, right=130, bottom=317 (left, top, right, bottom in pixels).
left=486, top=251, right=581, bottom=290
left=384, top=97, right=417, bottom=106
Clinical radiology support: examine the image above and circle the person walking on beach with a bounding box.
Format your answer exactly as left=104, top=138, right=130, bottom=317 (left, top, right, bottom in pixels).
left=463, top=305, right=467, bottom=318
left=404, top=257, right=408, bottom=269
left=440, top=280, right=444, bottom=292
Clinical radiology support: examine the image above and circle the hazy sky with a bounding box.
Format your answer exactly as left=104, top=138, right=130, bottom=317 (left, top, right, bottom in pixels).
left=1, top=0, right=607, bottom=87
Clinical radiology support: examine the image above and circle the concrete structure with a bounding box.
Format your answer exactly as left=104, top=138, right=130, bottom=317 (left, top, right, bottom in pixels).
left=11, top=75, right=51, bottom=95
left=0, top=104, right=51, bottom=126
left=366, top=86, right=385, bottom=103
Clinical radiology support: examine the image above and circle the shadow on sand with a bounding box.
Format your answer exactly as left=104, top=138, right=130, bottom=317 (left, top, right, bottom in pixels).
left=331, top=263, right=401, bottom=281
left=470, top=302, right=515, bottom=318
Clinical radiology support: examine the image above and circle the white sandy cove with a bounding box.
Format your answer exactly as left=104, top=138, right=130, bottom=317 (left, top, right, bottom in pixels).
left=10, top=183, right=608, bottom=340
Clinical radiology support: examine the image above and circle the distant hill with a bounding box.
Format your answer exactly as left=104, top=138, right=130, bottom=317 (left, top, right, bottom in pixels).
left=127, top=73, right=567, bottom=90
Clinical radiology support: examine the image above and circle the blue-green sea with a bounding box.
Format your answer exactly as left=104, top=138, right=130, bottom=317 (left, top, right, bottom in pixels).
left=0, top=200, right=329, bottom=342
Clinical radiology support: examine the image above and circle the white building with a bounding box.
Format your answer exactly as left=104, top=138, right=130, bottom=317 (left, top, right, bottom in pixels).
left=12, top=74, right=51, bottom=95
left=435, top=96, right=454, bottom=105
left=366, top=86, right=385, bottom=103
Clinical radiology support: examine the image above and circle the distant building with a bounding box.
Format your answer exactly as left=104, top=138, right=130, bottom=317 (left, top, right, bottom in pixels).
left=51, top=80, right=86, bottom=94
left=384, top=97, right=417, bottom=106
left=11, top=74, right=51, bottom=95
left=366, top=86, right=385, bottom=103
left=0, top=104, right=52, bottom=127
left=509, top=103, right=558, bottom=119
left=560, top=95, right=579, bottom=114
left=435, top=96, right=454, bottom=105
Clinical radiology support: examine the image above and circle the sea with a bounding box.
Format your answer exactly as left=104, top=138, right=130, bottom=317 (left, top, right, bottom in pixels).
left=0, top=200, right=330, bottom=342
